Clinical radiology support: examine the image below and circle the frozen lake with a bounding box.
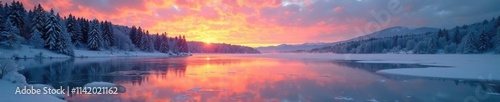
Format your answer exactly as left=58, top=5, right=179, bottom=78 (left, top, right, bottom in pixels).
left=18, top=54, right=500, bottom=101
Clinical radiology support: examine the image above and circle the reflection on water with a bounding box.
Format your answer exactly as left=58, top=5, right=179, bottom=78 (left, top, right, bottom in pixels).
left=17, top=55, right=500, bottom=102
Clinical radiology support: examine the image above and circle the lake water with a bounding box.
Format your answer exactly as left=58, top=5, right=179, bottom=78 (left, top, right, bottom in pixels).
left=18, top=54, right=500, bottom=102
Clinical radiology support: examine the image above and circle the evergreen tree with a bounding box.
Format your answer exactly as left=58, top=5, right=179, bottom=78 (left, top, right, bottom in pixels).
left=7, top=1, right=27, bottom=39
left=79, top=18, right=89, bottom=44
left=181, top=35, right=188, bottom=52
left=147, top=33, right=154, bottom=52
left=461, top=33, right=479, bottom=53
left=44, top=9, right=73, bottom=56
left=129, top=26, right=137, bottom=46
left=28, top=28, right=44, bottom=48
left=0, top=18, right=22, bottom=48
left=87, top=19, right=101, bottom=50
left=154, top=33, right=161, bottom=50
left=453, top=27, right=461, bottom=44
left=101, top=21, right=114, bottom=48
left=133, top=27, right=143, bottom=47
left=66, top=14, right=82, bottom=47
left=160, top=33, right=169, bottom=53
left=30, top=4, right=46, bottom=39
left=428, top=37, right=438, bottom=54
left=478, top=31, right=492, bottom=52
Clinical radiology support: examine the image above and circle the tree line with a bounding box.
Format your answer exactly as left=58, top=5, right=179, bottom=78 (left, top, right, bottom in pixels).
left=0, top=1, right=189, bottom=56
left=310, top=16, right=500, bottom=54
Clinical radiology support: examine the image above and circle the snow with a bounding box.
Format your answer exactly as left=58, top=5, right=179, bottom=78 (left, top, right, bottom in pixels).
left=0, top=80, right=65, bottom=102
left=0, top=45, right=69, bottom=58
left=334, top=96, right=354, bottom=101
left=223, top=53, right=500, bottom=81
left=0, top=45, right=191, bottom=59
left=2, top=71, right=27, bottom=86
left=365, top=98, right=380, bottom=102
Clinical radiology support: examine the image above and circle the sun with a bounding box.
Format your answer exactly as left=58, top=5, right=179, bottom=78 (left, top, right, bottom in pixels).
left=203, top=39, right=214, bottom=44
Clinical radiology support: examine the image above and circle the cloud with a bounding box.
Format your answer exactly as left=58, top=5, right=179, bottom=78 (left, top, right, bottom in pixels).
left=9, top=0, right=500, bottom=47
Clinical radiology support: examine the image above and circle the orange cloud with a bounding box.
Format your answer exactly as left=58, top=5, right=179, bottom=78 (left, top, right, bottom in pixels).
left=14, top=0, right=398, bottom=47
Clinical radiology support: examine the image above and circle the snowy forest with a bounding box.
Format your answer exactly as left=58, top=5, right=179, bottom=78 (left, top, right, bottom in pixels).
left=0, top=1, right=259, bottom=58
left=309, top=16, right=500, bottom=54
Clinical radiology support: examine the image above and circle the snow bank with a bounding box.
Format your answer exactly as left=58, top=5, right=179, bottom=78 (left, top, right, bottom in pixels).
left=2, top=71, right=27, bottom=86
left=0, top=45, right=191, bottom=59
left=0, top=45, right=68, bottom=59
left=84, top=82, right=126, bottom=93
left=0, top=80, right=65, bottom=102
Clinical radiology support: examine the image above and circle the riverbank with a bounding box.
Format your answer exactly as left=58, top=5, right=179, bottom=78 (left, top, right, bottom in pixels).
left=0, top=45, right=191, bottom=59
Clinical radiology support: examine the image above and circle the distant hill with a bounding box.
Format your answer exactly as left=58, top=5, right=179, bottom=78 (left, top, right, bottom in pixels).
left=257, top=26, right=437, bottom=53
left=308, top=16, right=500, bottom=54
left=348, top=26, right=438, bottom=42
left=256, top=42, right=336, bottom=53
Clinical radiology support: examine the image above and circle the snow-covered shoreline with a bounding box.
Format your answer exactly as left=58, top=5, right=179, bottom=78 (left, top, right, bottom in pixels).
left=0, top=45, right=191, bottom=59
left=222, top=53, right=500, bottom=81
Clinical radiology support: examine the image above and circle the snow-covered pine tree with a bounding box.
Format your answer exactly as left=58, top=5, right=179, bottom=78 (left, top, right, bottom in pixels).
left=43, top=9, right=74, bottom=56
left=129, top=26, right=137, bottom=46
left=133, top=27, right=143, bottom=47
left=7, top=1, right=27, bottom=39
left=168, top=37, right=178, bottom=53
left=460, top=33, right=479, bottom=53
left=87, top=19, right=101, bottom=50
left=101, top=21, right=114, bottom=48
left=0, top=18, right=23, bottom=49
left=139, top=32, right=147, bottom=51
left=478, top=31, right=492, bottom=52
left=176, top=36, right=183, bottom=53
left=30, top=4, right=46, bottom=39
left=181, top=35, right=188, bottom=52
left=28, top=28, right=44, bottom=48
left=453, top=27, right=461, bottom=44
left=428, top=37, right=438, bottom=54
left=79, top=18, right=90, bottom=44
left=66, top=14, right=83, bottom=47
left=153, top=33, right=161, bottom=51
left=44, top=9, right=60, bottom=50
left=159, top=33, right=169, bottom=53
left=147, top=33, right=154, bottom=52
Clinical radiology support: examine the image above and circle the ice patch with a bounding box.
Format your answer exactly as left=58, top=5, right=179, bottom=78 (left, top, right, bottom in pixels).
left=365, top=98, right=380, bottom=102
left=487, top=92, right=500, bottom=95
left=334, top=96, right=354, bottom=101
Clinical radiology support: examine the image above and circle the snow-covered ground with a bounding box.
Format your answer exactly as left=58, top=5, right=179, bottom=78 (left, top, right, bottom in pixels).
left=207, top=53, right=500, bottom=81
left=0, top=45, right=190, bottom=59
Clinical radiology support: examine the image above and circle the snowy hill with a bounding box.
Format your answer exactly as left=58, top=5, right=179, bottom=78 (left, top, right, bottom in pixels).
left=256, top=42, right=336, bottom=53
left=308, top=17, right=500, bottom=54
left=257, top=27, right=437, bottom=53
left=348, top=26, right=438, bottom=42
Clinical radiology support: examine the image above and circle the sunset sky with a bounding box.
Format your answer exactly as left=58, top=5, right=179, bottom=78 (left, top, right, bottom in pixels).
left=11, top=0, right=500, bottom=47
